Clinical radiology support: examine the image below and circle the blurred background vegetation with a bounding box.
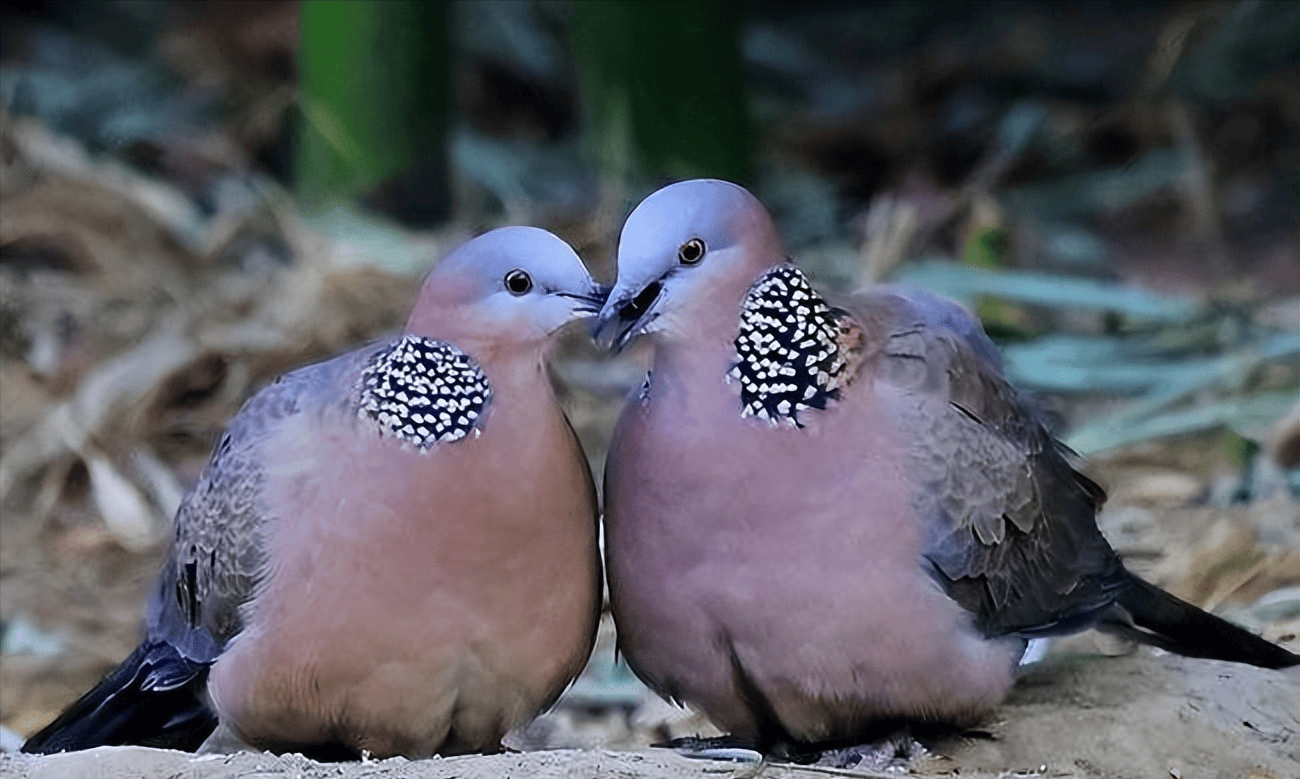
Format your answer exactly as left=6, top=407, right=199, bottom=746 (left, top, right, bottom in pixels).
left=0, top=0, right=1297, bottom=756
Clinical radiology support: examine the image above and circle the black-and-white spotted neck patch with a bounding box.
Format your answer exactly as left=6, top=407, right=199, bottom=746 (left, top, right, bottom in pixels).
left=357, top=335, right=492, bottom=449
left=729, top=264, right=862, bottom=427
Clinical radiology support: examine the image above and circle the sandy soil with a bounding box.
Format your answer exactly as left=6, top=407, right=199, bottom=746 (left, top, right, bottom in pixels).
left=3, top=651, right=1296, bottom=779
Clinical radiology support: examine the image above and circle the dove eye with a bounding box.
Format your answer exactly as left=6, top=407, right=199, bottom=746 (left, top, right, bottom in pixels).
left=504, top=269, right=533, bottom=295
left=678, top=238, right=706, bottom=265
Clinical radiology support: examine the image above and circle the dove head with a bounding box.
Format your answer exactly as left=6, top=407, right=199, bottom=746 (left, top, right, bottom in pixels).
left=594, top=179, right=785, bottom=351
left=408, top=226, right=606, bottom=353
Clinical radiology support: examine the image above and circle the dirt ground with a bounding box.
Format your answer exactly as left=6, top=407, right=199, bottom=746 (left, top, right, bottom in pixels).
left=2, top=653, right=1296, bottom=779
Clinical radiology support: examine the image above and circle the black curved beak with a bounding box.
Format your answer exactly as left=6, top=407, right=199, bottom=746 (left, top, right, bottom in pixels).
left=591, top=280, right=663, bottom=352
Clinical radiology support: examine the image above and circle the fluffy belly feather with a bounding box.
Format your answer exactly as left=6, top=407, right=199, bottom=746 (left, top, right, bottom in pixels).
left=606, top=382, right=1021, bottom=743
left=208, top=412, right=598, bottom=757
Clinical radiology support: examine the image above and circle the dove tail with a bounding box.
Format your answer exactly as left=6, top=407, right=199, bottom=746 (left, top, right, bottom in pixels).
left=21, top=641, right=217, bottom=753
left=1107, top=571, right=1299, bottom=670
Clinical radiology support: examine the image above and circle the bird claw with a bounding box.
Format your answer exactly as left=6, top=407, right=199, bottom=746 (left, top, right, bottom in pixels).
left=656, top=729, right=927, bottom=772
left=812, top=730, right=928, bottom=771
left=654, top=735, right=763, bottom=763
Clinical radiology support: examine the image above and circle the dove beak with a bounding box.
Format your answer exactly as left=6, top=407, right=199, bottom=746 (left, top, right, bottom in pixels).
left=592, top=280, right=664, bottom=352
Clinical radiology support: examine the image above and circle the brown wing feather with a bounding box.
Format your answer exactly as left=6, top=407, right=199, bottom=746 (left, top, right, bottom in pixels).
left=843, top=287, right=1125, bottom=638
left=147, top=348, right=372, bottom=660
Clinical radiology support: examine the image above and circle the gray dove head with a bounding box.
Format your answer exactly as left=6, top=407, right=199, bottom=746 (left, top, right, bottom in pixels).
left=408, top=226, right=607, bottom=349
left=594, top=179, right=785, bottom=351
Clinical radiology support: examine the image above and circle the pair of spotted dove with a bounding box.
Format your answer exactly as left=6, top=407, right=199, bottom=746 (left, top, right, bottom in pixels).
left=23, top=227, right=605, bottom=759
left=26, top=182, right=1297, bottom=763
left=594, top=179, right=1299, bottom=755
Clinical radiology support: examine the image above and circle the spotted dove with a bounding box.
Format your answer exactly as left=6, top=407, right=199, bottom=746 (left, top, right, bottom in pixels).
left=24, top=226, right=606, bottom=759
left=593, top=179, right=1299, bottom=754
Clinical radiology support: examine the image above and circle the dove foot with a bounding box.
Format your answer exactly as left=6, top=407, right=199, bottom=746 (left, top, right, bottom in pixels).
left=812, top=728, right=928, bottom=770
left=654, top=735, right=763, bottom=762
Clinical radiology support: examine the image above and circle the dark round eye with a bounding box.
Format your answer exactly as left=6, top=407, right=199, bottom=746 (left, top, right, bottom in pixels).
left=504, top=269, right=532, bottom=295
left=678, top=238, right=706, bottom=265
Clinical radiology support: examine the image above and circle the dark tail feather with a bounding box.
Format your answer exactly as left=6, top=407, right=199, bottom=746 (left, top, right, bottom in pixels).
left=1106, top=571, right=1299, bottom=670
left=21, top=641, right=217, bottom=753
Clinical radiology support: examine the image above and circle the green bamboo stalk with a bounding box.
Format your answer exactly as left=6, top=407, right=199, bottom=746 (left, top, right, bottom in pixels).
left=296, top=0, right=450, bottom=223
left=572, top=0, right=751, bottom=185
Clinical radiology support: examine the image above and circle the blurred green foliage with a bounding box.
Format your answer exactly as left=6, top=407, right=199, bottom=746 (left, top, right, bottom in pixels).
left=296, top=0, right=449, bottom=220
left=962, top=226, right=1026, bottom=338
left=293, top=0, right=752, bottom=219
left=571, top=0, right=751, bottom=185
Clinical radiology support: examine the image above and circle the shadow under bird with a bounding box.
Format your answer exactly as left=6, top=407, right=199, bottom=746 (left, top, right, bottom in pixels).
left=23, top=226, right=607, bottom=759
left=593, top=179, right=1300, bottom=760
